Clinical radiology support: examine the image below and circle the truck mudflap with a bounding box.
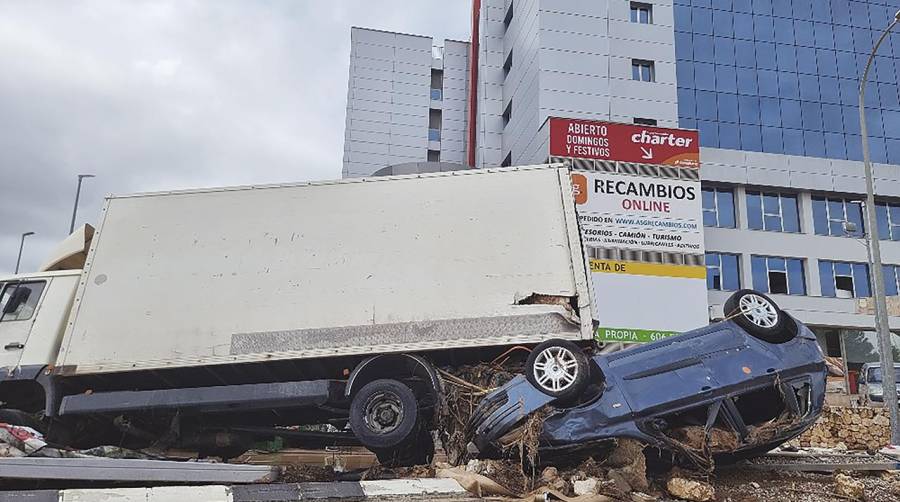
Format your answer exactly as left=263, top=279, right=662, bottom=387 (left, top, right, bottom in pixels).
left=58, top=380, right=345, bottom=416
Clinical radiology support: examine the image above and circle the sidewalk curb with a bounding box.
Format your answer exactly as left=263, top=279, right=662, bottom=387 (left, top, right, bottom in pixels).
left=0, top=478, right=469, bottom=501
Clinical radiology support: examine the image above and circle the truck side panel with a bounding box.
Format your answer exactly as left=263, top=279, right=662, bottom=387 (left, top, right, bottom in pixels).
left=57, top=167, right=591, bottom=375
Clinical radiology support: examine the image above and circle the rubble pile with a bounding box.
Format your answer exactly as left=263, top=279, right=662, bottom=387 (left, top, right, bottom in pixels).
left=790, top=406, right=890, bottom=451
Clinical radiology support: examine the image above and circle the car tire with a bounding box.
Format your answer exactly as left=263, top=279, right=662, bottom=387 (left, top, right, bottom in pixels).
left=525, top=339, right=590, bottom=402
left=350, top=379, right=420, bottom=452
left=724, top=289, right=795, bottom=343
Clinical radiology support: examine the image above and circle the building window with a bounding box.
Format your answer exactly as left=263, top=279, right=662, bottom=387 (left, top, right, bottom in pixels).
left=706, top=252, right=740, bottom=291
left=634, top=117, right=657, bottom=126
left=819, top=260, right=870, bottom=298
left=883, top=265, right=900, bottom=297
left=702, top=187, right=736, bottom=228
left=631, top=59, right=654, bottom=82
left=502, top=100, right=512, bottom=126
left=751, top=256, right=806, bottom=295
left=428, top=109, right=442, bottom=141
left=746, top=191, right=800, bottom=233
left=427, top=149, right=440, bottom=162
left=812, top=197, right=864, bottom=237
left=501, top=152, right=512, bottom=167
left=430, top=69, right=443, bottom=101
left=503, top=50, right=512, bottom=78
left=875, top=202, right=900, bottom=241
left=630, top=2, right=652, bottom=24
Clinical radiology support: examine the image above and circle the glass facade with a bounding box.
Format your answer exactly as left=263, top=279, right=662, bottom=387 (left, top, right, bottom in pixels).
left=674, top=0, right=900, bottom=164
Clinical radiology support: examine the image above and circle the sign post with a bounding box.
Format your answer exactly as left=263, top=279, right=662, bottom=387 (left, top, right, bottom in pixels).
left=549, top=117, right=707, bottom=344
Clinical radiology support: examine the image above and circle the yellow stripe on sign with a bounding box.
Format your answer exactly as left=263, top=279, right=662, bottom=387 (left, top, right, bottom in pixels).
left=589, top=259, right=707, bottom=279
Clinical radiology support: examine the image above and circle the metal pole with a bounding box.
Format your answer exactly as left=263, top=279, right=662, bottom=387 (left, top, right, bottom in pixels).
left=859, top=10, right=900, bottom=446
left=14, top=232, right=34, bottom=274
left=69, top=174, right=95, bottom=234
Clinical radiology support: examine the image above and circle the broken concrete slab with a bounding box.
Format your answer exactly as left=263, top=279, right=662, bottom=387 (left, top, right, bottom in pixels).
left=0, top=457, right=278, bottom=483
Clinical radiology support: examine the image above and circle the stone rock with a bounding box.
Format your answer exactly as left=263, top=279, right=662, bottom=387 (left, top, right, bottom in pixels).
left=631, top=492, right=657, bottom=502
left=666, top=477, right=715, bottom=502
left=539, top=465, right=566, bottom=492
left=540, top=466, right=558, bottom=481
left=608, top=469, right=632, bottom=493
left=749, top=481, right=760, bottom=489
left=834, top=473, right=865, bottom=500
left=573, top=478, right=599, bottom=496
left=834, top=442, right=848, bottom=451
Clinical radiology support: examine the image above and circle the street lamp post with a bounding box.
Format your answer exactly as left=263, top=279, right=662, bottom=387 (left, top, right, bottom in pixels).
left=859, top=9, right=900, bottom=446
left=69, top=174, right=95, bottom=234
left=14, top=232, right=34, bottom=274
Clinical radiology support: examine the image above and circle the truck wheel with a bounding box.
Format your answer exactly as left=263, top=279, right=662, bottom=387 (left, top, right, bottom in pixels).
left=724, top=290, right=795, bottom=343
left=525, top=339, right=589, bottom=402
left=350, top=379, right=419, bottom=451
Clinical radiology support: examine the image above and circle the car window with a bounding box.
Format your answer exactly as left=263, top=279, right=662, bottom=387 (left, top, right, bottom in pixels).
left=868, top=367, right=900, bottom=383
left=0, top=281, right=46, bottom=322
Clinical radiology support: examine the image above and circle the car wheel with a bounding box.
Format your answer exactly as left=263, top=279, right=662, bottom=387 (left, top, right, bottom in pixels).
left=350, top=379, right=420, bottom=452
left=525, top=339, right=590, bottom=402
left=724, top=289, right=795, bottom=343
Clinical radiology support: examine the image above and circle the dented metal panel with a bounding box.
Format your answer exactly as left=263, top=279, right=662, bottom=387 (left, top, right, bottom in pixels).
left=57, top=166, right=592, bottom=375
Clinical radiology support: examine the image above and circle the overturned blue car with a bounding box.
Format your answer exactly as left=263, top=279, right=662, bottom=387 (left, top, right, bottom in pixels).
left=469, top=290, right=827, bottom=467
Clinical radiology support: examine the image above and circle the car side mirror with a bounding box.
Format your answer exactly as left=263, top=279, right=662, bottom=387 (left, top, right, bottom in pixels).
left=2, top=287, right=31, bottom=315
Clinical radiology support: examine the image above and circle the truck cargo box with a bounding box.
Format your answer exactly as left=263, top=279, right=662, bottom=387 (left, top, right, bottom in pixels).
left=55, top=166, right=593, bottom=376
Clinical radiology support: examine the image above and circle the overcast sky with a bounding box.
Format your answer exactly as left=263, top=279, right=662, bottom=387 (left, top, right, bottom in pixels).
left=0, top=1, right=470, bottom=274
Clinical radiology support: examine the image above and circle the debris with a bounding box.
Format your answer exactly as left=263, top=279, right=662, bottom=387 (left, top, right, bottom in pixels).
left=666, top=476, right=715, bottom=502
left=606, top=439, right=649, bottom=492
left=280, top=464, right=335, bottom=483
left=540, top=465, right=568, bottom=492
left=668, top=426, right=739, bottom=452
left=438, top=363, right=520, bottom=465
left=834, top=472, right=865, bottom=500
left=436, top=464, right=516, bottom=498
left=572, top=478, right=599, bottom=496
left=0, top=423, right=47, bottom=455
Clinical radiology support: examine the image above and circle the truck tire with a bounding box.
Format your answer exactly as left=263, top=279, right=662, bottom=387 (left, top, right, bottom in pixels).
left=724, top=290, right=795, bottom=344
left=525, top=339, right=590, bottom=402
left=350, top=379, right=420, bottom=452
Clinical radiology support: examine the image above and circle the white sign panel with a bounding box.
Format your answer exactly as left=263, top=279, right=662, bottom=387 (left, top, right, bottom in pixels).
left=572, top=172, right=703, bottom=254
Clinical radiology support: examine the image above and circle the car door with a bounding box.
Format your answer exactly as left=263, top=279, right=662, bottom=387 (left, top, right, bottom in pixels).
left=0, top=280, right=47, bottom=370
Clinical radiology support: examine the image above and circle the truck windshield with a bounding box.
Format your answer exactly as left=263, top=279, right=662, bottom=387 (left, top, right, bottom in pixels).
left=867, top=367, right=900, bottom=383
left=0, top=281, right=46, bottom=321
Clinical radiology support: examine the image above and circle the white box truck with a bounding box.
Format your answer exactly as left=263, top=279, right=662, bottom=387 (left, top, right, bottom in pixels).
left=0, top=165, right=593, bottom=464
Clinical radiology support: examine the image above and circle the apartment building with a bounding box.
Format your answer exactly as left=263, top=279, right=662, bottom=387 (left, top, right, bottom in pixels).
left=343, top=0, right=900, bottom=387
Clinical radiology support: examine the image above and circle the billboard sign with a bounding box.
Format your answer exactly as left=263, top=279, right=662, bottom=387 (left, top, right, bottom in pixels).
left=548, top=117, right=707, bottom=344
left=549, top=117, right=700, bottom=168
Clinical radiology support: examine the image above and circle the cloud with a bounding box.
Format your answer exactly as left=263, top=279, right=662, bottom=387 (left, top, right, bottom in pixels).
left=0, top=1, right=470, bottom=274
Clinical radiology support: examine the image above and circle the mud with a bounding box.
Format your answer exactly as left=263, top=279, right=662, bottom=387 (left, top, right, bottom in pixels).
left=669, top=426, right=741, bottom=452
left=280, top=464, right=336, bottom=483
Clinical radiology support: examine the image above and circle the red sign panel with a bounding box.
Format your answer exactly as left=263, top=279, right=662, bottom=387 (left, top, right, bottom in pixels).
left=549, top=117, right=700, bottom=168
